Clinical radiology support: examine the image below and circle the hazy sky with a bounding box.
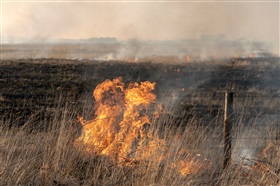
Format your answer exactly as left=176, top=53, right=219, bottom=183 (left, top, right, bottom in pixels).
left=1, top=1, right=279, bottom=50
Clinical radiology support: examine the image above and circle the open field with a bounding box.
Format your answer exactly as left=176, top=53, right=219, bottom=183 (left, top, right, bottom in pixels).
left=0, top=56, right=279, bottom=185
left=1, top=57, right=279, bottom=125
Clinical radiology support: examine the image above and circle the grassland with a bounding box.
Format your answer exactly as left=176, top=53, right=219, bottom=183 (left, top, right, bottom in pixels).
left=0, top=56, right=279, bottom=185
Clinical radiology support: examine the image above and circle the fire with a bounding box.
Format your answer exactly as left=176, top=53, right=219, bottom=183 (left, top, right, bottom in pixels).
left=76, top=77, right=208, bottom=175
left=233, top=54, right=239, bottom=58
left=185, top=55, right=190, bottom=63
left=176, top=159, right=200, bottom=175
left=125, top=57, right=138, bottom=63
left=241, top=143, right=278, bottom=174
left=261, top=143, right=276, bottom=159
left=77, top=77, right=156, bottom=159
left=249, top=53, right=254, bottom=58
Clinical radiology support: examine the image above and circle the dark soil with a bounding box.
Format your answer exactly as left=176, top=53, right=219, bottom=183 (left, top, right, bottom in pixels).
left=1, top=57, right=279, bottom=128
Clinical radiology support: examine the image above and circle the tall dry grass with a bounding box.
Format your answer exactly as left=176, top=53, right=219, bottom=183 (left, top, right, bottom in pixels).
left=0, top=95, right=279, bottom=185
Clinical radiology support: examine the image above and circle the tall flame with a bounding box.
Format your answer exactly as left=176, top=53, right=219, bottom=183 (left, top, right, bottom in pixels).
left=76, top=77, right=207, bottom=175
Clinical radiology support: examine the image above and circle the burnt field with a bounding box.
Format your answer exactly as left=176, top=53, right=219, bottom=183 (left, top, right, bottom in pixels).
left=1, top=57, right=279, bottom=127
left=0, top=57, right=280, bottom=185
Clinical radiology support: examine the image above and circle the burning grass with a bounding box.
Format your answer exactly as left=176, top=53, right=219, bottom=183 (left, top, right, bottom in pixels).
left=0, top=104, right=214, bottom=185
left=76, top=77, right=210, bottom=176
left=0, top=57, right=279, bottom=185
left=0, top=77, right=279, bottom=185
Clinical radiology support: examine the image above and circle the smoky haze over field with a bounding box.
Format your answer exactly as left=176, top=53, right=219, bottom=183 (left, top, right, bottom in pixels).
left=0, top=36, right=278, bottom=60
left=1, top=1, right=279, bottom=58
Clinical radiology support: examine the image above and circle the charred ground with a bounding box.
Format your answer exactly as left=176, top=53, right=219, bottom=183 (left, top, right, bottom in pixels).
left=1, top=57, right=279, bottom=128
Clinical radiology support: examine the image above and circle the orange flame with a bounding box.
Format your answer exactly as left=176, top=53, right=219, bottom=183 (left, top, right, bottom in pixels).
left=233, top=54, right=239, bottom=58
left=76, top=77, right=208, bottom=175
left=242, top=143, right=277, bottom=174
left=185, top=55, right=190, bottom=63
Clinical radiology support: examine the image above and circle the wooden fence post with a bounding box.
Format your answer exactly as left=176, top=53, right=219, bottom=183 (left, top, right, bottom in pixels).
left=223, top=91, right=234, bottom=169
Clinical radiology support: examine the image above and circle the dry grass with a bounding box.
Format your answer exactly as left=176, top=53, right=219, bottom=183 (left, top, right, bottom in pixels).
left=0, top=95, right=279, bottom=186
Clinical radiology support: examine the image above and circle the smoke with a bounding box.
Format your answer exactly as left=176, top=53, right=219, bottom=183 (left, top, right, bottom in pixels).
left=89, top=35, right=276, bottom=61
left=1, top=35, right=277, bottom=60
left=2, top=2, right=279, bottom=55
left=116, top=39, right=141, bottom=60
